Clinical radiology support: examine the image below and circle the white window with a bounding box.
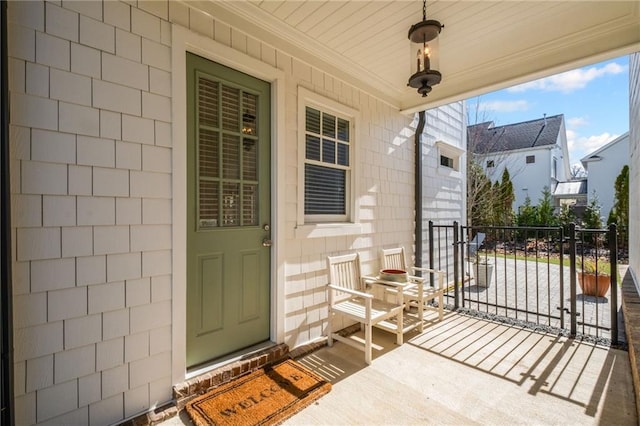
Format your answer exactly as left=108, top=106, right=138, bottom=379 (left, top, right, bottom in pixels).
left=552, top=157, right=557, bottom=179
left=440, top=155, right=454, bottom=168
left=297, top=87, right=358, bottom=227
left=435, top=141, right=463, bottom=174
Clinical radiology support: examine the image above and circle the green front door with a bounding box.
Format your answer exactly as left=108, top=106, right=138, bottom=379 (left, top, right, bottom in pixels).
left=186, top=53, right=271, bottom=368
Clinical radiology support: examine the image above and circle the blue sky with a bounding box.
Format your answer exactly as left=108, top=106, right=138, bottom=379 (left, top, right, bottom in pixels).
left=469, top=56, right=629, bottom=171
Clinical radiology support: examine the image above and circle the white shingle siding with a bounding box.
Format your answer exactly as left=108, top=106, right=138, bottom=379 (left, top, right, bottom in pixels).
left=16, top=227, right=61, bottom=261
left=10, top=93, right=58, bottom=131
left=25, top=354, right=52, bottom=392
left=422, top=102, right=466, bottom=227
left=45, top=3, right=79, bottom=42
left=71, top=43, right=101, bottom=78
left=93, top=80, right=142, bottom=116
left=8, top=23, right=35, bottom=62
left=36, top=32, right=70, bottom=71
left=36, top=380, right=78, bottom=422
left=59, top=102, right=100, bottom=137
left=8, top=1, right=466, bottom=424
left=25, top=62, right=49, bottom=98
left=79, top=16, right=115, bottom=53
left=47, top=287, right=87, bottom=322
left=31, top=130, right=76, bottom=164
left=122, top=114, right=155, bottom=145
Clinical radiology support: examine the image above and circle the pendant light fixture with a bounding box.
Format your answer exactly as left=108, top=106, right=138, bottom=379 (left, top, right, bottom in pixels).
left=407, top=0, right=443, bottom=97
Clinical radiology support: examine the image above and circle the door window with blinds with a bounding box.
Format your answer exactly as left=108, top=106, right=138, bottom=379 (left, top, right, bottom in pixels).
left=303, top=105, right=352, bottom=222
left=197, top=72, right=260, bottom=228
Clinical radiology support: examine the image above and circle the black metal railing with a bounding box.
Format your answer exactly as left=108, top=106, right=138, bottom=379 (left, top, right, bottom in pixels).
left=427, top=221, right=619, bottom=344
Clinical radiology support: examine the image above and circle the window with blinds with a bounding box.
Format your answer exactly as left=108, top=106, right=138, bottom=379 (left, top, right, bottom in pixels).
left=304, top=107, right=350, bottom=218
left=197, top=74, right=259, bottom=228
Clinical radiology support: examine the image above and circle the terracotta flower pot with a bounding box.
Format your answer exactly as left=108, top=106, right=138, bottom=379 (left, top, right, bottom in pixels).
left=577, top=273, right=611, bottom=297
left=379, top=269, right=408, bottom=283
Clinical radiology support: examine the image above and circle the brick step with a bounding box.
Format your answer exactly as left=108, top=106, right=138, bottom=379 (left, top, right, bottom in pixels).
left=121, top=343, right=289, bottom=425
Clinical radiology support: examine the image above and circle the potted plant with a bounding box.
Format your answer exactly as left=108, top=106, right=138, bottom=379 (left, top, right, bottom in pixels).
left=577, top=258, right=611, bottom=297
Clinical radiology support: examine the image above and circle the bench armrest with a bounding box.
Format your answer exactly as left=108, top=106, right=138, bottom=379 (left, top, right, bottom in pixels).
left=328, top=284, right=373, bottom=299
left=412, top=266, right=445, bottom=275
left=411, top=268, right=446, bottom=289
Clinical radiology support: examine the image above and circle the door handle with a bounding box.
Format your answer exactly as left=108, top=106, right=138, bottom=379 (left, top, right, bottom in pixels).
left=262, top=239, right=273, bottom=247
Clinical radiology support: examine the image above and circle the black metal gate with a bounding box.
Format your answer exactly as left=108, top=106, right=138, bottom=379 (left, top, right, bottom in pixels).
left=427, top=221, right=619, bottom=344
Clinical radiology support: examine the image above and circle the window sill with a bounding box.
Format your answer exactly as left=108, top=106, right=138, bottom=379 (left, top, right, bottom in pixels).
left=295, top=222, right=363, bottom=239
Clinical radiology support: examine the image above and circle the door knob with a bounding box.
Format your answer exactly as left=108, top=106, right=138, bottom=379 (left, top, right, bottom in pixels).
left=262, top=239, right=273, bottom=247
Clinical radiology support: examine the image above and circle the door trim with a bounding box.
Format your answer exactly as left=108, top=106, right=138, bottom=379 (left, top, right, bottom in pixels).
left=171, top=25, right=286, bottom=384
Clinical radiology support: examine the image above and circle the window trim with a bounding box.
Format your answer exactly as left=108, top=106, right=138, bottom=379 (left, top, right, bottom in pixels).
left=297, top=86, right=359, bottom=229
left=435, top=140, right=463, bottom=174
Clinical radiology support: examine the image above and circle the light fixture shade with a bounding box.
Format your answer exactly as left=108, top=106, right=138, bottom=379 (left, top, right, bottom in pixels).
left=408, top=69, right=442, bottom=97
left=407, top=1, right=443, bottom=97
left=408, top=19, right=442, bottom=43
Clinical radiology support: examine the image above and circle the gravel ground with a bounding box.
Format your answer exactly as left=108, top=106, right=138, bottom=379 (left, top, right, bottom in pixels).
left=446, top=304, right=627, bottom=350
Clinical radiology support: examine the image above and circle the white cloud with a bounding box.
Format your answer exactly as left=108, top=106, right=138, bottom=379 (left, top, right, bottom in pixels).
left=567, top=132, right=619, bottom=163
left=567, top=116, right=588, bottom=128
left=479, top=100, right=529, bottom=112
left=507, top=62, right=626, bottom=94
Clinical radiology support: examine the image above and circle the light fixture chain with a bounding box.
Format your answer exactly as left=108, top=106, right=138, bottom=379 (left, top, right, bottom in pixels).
left=422, top=0, right=426, bottom=21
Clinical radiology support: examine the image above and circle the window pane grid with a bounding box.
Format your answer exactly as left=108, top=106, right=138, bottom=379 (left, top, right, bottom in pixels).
left=197, top=74, right=261, bottom=229
left=198, top=78, right=219, bottom=128
left=222, top=134, right=240, bottom=179
left=305, top=135, right=321, bottom=161
left=243, top=138, right=258, bottom=181
left=199, top=129, right=219, bottom=178
left=322, top=112, right=336, bottom=138
left=322, top=139, right=336, bottom=165
left=303, top=106, right=351, bottom=218
left=242, top=92, right=258, bottom=136
left=221, top=86, right=240, bottom=131
left=242, top=184, right=258, bottom=226
left=222, top=182, right=240, bottom=226
left=199, top=180, right=219, bottom=226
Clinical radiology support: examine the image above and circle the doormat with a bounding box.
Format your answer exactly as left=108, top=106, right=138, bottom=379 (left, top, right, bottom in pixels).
left=186, top=359, right=331, bottom=426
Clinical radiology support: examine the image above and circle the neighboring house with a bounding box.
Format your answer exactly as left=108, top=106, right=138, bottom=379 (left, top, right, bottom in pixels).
left=580, top=132, right=630, bottom=220
left=467, top=114, right=571, bottom=210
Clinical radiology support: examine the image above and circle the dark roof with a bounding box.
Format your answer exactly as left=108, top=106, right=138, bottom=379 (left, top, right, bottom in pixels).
left=468, top=114, right=564, bottom=155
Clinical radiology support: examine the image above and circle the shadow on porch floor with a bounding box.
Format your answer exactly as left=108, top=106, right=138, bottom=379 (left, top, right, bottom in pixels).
left=162, top=310, right=637, bottom=425
left=286, top=311, right=636, bottom=425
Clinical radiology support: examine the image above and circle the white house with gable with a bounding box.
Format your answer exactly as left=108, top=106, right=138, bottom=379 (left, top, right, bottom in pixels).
left=581, top=132, right=630, bottom=219
left=467, top=114, right=571, bottom=210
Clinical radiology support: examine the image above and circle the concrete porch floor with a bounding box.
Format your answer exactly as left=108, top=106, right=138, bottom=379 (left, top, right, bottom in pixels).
left=163, top=311, right=637, bottom=425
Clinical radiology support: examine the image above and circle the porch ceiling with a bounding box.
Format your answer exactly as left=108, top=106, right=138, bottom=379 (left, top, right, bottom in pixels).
left=190, top=1, right=640, bottom=113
